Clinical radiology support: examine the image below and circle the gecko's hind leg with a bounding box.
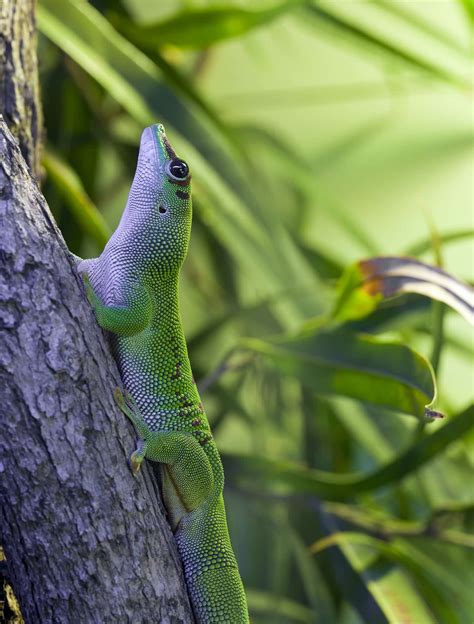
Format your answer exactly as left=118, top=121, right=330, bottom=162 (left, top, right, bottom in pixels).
left=114, top=387, right=148, bottom=475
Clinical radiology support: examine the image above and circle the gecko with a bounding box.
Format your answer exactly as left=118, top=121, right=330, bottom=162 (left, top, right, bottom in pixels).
left=77, top=124, right=249, bottom=623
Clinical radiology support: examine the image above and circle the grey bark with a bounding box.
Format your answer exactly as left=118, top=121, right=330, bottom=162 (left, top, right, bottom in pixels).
left=1, top=1, right=193, bottom=620
left=0, top=0, right=42, bottom=179
left=0, top=120, right=195, bottom=622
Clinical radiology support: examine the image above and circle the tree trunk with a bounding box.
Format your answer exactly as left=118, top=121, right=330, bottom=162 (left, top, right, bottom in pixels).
left=0, top=0, right=42, bottom=180
left=0, top=116, right=195, bottom=624
left=0, top=2, right=195, bottom=620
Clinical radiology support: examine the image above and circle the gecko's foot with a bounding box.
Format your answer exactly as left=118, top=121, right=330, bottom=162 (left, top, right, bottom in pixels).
left=129, top=439, right=147, bottom=476
left=116, top=389, right=147, bottom=474
left=115, top=387, right=148, bottom=439
left=114, top=387, right=140, bottom=419
left=129, top=451, right=143, bottom=476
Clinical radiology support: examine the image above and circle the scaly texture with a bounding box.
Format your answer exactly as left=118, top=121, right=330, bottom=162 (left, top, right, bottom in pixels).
left=79, top=124, right=249, bottom=623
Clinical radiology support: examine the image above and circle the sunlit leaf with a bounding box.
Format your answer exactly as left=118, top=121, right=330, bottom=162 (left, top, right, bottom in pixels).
left=375, top=0, right=469, bottom=54
left=333, top=257, right=474, bottom=325
left=241, top=327, right=437, bottom=417
left=310, top=532, right=441, bottom=622
left=311, top=533, right=474, bottom=622
left=458, top=0, right=474, bottom=24
left=302, top=4, right=469, bottom=87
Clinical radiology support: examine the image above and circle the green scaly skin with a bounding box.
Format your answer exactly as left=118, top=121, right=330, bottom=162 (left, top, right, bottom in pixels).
left=78, top=124, right=249, bottom=623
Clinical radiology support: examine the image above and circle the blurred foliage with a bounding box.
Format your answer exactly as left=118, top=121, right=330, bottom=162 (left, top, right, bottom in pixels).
left=37, top=1, right=473, bottom=622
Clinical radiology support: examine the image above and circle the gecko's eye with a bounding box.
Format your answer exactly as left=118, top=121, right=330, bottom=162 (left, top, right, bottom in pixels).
left=166, top=159, right=189, bottom=181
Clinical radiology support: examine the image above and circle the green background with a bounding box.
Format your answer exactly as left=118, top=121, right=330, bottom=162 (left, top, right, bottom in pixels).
left=37, top=1, right=473, bottom=622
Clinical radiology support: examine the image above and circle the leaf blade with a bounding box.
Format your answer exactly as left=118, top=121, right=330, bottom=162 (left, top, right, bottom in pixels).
left=333, top=257, right=474, bottom=325
left=242, top=328, right=436, bottom=417
left=112, top=2, right=306, bottom=50
left=223, top=404, right=474, bottom=500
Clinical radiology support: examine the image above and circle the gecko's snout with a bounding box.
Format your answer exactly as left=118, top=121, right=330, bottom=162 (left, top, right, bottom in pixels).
left=137, top=126, right=158, bottom=167
left=140, top=123, right=178, bottom=167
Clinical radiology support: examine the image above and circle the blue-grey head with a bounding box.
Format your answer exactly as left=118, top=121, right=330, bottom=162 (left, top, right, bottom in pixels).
left=122, top=123, right=192, bottom=278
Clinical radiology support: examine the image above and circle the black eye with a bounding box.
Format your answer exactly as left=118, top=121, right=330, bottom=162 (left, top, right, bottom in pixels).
left=166, top=158, right=189, bottom=181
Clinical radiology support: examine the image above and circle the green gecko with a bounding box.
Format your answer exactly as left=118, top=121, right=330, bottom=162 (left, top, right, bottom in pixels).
left=77, top=124, right=249, bottom=623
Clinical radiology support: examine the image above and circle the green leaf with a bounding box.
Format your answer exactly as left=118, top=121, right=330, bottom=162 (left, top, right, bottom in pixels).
left=310, top=533, right=440, bottom=622
left=112, top=2, right=306, bottom=50
left=403, top=538, right=474, bottom=622
left=287, top=527, right=335, bottom=621
left=323, top=501, right=474, bottom=548
left=241, top=327, right=437, bottom=417
left=223, top=403, right=474, bottom=500
left=37, top=0, right=245, bottom=190
left=42, top=149, right=110, bottom=248
left=333, top=257, right=474, bottom=326
left=311, top=533, right=474, bottom=622
left=404, top=228, right=474, bottom=257
left=246, top=590, right=314, bottom=623
left=38, top=0, right=156, bottom=127
left=375, top=0, right=469, bottom=55
left=458, top=0, right=474, bottom=24
left=302, top=4, right=469, bottom=88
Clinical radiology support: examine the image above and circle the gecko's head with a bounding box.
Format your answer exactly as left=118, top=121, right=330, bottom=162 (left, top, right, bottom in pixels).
left=127, top=123, right=192, bottom=277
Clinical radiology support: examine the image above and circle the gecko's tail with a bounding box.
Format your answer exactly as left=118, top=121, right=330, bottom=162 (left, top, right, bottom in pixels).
left=176, top=500, right=249, bottom=622
left=188, top=567, right=249, bottom=624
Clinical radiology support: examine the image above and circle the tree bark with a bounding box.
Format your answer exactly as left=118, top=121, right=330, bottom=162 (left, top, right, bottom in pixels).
left=0, top=0, right=42, bottom=180
left=1, top=1, right=193, bottom=620
left=0, top=121, right=195, bottom=622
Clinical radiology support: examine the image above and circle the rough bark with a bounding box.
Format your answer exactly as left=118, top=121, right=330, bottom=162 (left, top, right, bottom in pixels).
left=0, top=0, right=42, bottom=179
left=0, top=120, right=195, bottom=622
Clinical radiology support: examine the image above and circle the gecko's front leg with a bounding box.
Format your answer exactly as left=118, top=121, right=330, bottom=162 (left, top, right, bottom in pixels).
left=81, top=273, right=152, bottom=337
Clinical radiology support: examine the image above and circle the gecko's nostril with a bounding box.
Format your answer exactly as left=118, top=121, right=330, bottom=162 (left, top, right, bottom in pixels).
left=159, top=206, right=167, bottom=214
